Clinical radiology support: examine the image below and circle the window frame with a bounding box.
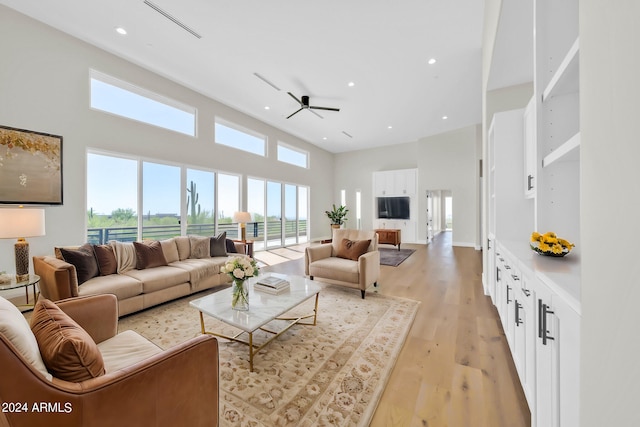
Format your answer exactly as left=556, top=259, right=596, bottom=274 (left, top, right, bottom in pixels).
left=277, top=141, right=309, bottom=169
left=214, top=117, right=266, bottom=157
left=89, top=69, right=197, bottom=137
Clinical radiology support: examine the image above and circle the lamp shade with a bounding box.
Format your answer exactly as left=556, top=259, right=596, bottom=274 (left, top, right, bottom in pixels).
left=0, top=208, right=46, bottom=239
left=232, top=212, right=252, bottom=224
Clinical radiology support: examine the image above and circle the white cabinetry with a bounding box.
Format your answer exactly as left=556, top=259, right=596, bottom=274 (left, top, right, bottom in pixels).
left=487, top=110, right=534, bottom=243
left=523, top=96, right=536, bottom=199
left=535, top=276, right=581, bottom=427
left=372, top=169, right=418, bottom=242
left=485, top=0, right=581, bottom=426
left=373, top=169, right=417, bottom=196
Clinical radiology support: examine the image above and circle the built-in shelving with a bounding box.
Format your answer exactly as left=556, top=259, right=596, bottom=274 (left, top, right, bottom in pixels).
left=542, top=38, right=580, bottom=101
left=542, top=132, right=580, bottom=167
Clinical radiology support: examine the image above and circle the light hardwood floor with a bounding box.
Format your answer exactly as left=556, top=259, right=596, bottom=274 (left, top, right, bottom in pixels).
left=264, top=231, right=530, bottom=427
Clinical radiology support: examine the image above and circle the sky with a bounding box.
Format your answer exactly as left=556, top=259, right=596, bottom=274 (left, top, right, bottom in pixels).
left=86, top=73, right=307, bottom=220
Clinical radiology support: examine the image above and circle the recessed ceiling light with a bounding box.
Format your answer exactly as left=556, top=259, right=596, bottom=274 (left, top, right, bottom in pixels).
left=428, top=58, right=437, bottom=65
left=387, top=125, right=393, bottom=129
left=322, top=137, right=328, bottom=140
left=264, top=106, right=270, bottom=110
left=115, top=27, right=127, bottom=35
left=442, top=115, right=448, bottom=120
left=348, top=82, right=355, bottom=87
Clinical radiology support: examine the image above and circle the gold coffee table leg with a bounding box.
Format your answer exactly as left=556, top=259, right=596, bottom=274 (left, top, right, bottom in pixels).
left=249, top=332, right=254, bottom=372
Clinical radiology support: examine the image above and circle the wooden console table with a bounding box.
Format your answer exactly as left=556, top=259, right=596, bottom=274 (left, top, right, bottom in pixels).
left=375, top=229, right=401, bottom=250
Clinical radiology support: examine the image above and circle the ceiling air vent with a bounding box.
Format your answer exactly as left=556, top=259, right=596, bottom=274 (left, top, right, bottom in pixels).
left=342, top=131, right=353, bottom=138
left=143, top=0, right=202, bottom=39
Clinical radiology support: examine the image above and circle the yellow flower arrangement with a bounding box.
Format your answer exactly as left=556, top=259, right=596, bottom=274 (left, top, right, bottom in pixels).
left=530, top=231, right=575, bottom=257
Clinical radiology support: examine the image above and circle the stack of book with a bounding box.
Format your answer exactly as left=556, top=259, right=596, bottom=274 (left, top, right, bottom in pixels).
left=254, top=275, right=290, bottom=295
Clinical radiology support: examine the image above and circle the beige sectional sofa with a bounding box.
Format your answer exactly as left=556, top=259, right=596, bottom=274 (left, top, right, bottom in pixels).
left=33, top=235, right=244, bottom=316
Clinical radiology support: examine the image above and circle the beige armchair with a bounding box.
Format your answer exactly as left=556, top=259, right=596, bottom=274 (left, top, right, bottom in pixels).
left=0, top=294, right=219, bottom=427
left=305, top=229, right=380, bottom=298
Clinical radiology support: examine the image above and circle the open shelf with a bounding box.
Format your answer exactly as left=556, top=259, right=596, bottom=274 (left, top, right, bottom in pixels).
left=542, top=37, right=580, bottom=102
left=542, top=132, right=580, bottom=167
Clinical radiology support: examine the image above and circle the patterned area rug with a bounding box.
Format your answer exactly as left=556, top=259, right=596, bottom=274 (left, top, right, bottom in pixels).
left=118, top=283, right=419, bottom=426
left=379, top=248, right=416, bottom=266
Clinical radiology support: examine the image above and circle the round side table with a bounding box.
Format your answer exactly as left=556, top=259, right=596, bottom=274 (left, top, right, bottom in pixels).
left=0, top=274, right=40, bottom=309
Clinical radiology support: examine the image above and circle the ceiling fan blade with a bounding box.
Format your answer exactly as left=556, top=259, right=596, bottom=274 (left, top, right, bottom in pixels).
left=308, top=109, right=324, bottom=119
left=286, top=107, right=303, bottom=119
left=287, top=92, right=302, bottom=105
left=309, top=106, right=340, bottom=112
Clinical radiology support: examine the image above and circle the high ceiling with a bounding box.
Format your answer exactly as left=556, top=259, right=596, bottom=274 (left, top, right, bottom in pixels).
left=0, top=0, right=486, bottom=153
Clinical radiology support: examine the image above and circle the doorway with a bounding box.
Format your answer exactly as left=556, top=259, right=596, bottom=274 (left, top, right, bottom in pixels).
left=426, top=190, right=452, bottom=244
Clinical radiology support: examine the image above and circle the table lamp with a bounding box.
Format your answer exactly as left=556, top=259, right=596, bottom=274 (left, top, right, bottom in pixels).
left=232, top=211, right=252, bottom=242
left=0, top=208, right=46, bottom=281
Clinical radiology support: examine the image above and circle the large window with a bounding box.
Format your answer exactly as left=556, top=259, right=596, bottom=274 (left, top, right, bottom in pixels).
left=217, top=173, right=240, bottom=238
left=277, top=142, right=308, bottom=168
left=247, top=177, right=309, bottom=249
left=215, top=119, right=266, bottom=156
left=86, top=153, right=138, bottom=243
left=87, top=152, right=238, bottom=242
left=142, top=162, right=181, bottom=240
left=186, top=169, right=215, bottom=236
left=90, top=70, right=196, bottom=136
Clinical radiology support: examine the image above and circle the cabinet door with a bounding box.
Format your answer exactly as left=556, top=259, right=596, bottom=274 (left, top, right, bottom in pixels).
left=535, top=282, right=581, bottom=427
left=535, top=284, right=556, bottom=427
left=393, top=169, right=417, bottom=195
left=523, top=96, right=536, bottom=198
left=514, top=274, right=537, bottom=416
left=374, top=172, right=389, bottom=196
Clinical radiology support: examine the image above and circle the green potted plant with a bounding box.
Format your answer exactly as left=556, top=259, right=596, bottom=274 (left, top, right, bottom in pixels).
left=325, top=204, right=349, bottom=229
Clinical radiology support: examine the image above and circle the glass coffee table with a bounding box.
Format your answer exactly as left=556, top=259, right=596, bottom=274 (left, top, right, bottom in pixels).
left=190, top=274, right=321, bottom=372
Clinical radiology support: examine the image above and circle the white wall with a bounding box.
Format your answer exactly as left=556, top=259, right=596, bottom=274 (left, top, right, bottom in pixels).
left=0, top=6, right=334, bottom=267
left=580, top=1, right=640, bottom=425
left=332, top=141, right=418, bottom=238
left=417, top=125, right=481, bottom=247
left=334, top=124, right=480, bottom=247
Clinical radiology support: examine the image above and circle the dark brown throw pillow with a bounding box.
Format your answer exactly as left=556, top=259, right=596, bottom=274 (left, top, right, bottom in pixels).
left=210, top=232, right=228, bottom=257
left=225, top=238, right=238, bottom=254
left=133, top=240, right=168, bottom=269
left=336, top=238, right=371, bottom=261
left=93, top=244, right=117, bottom=276
left=30, top=299, right=105, bottom=382
left=59, top=243, right=99, bottom=285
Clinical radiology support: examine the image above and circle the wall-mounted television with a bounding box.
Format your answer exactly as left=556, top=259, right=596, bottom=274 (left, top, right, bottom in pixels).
left=376, top=196, right=410, bottom=220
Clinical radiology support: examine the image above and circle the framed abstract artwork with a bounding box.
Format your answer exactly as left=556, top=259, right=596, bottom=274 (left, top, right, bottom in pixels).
left=0, top=125, right=63, bottom=205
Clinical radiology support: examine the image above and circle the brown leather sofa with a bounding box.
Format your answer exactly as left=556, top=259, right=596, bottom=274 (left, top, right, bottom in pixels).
left=0, top=294, right=219, bottom=427
left=305, top=229, right=380, bottom=298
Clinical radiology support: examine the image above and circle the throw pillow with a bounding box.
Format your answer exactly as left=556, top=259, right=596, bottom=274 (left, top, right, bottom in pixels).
left=30, top=299, right=105, bottom=382
left=111, top=241, right=137, bottom=273
left=133, top=240, right=168, bottom=269
left=93, top=244, right=117, bottom=276
left=189, top=235, right=211, bottom=259
left=225, top=238, right=238, bottom=254
left=210, top=232, right=228, bottom=257
left=59, top=243, right=99, bottom=285
left=336, top=238, right=372, bottom=261
left=159, top=238, right=180, bottom=264
left=0, top=297, right=52, bottom=381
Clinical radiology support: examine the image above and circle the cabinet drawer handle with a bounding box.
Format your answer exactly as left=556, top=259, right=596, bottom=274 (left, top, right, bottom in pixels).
left=527, top=174, right=534, bottom=191
left=523, top=289, right=531, bottom=297
left=515, top=301, right=523, bottom=326
left=538, top=300, right=555, bottom=345
left=505, top=265, right=511, bottom=270
left=511, top=274, right=520, bottom=281
left=506, top=286, right=512, bottom=304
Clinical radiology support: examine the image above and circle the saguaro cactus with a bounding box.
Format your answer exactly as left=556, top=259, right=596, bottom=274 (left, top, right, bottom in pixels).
left=187, top=180, right=201, bottom=223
